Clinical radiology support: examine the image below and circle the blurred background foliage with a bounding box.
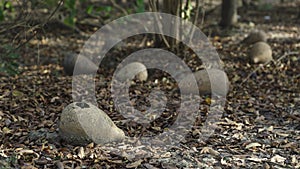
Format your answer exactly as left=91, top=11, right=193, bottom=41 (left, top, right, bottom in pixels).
left=0, top=0, right=147, bottom=76
left=0, top=0, right=291, bottom=76
left=0, top=0, right=194, bottom=76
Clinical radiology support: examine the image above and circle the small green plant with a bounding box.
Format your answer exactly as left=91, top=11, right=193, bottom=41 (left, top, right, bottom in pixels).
left=0, top=0, right=14, bottom=22
left=257, top=0, right=274, bottom=10
left=96, top=6, right=112, bottom=17
left=86, top=4, right=93, bottom=15
left=86, top=5, right=112, bottom=19
left=42, top=0, right=77, bottom=27
left=0, top=45, right=20, bottom=75
left=135, top=0, right=145, bottom=13
left=43, top=0, right=59, bottom=7
left=63, top=0, right=77, bottom=27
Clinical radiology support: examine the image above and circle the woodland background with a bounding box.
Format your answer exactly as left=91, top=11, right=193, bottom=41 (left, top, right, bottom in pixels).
left=0, top=0, right=299, bottom=168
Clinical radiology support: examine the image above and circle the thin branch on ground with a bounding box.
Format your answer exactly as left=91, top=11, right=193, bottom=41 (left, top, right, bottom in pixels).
left=275, top=51, right=299, bottom=64
left=4, top=0, right=64, bottom=55
left=109, top=0, right=129, bottom=16
left=239, top=51, right=299, bottom=87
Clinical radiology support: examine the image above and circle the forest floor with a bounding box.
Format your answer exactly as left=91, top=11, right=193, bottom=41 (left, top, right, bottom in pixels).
left=0, top=1, right=299, bottom=169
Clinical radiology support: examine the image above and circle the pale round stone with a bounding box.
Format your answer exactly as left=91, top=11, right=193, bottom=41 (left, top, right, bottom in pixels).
left=179, top=69, right=230, bottom=96
left=249, top=42, right=273, bottom=64
left=59, top=102, right=125, bottom=145
left=115, top=62, right=148, bottom=82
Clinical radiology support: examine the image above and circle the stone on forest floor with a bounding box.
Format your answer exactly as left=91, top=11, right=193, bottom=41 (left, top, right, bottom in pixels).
left=59, top=102, right=125, bottom=146
left=242, top=30, right=267, bottom=45
left=179, top=69, right=230, bottom=96
left=63, top=53, right=98, bottom=76
left=114, top=62, right=148, bottom=82
left=249, top=41, right=273, bottom=64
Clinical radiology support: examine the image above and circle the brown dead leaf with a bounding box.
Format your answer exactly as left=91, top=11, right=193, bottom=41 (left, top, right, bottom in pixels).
left=270, top=155, right=286, bottom=164
left=78, top=147, right=85, bottom=159
left=245, top=142, right=262, bottom=149
left=21, top=164, right=38, bottom=169
left=200, top=147, right=220, bottom=156
left=126, top=159, right=143, bottom=168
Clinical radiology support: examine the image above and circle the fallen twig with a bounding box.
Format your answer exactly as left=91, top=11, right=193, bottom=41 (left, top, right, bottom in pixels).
left=109, top=0, right=129, bottom=16
left=239, top=51, right=299, bottom=87
left=275, top=51, right=299, bottom=64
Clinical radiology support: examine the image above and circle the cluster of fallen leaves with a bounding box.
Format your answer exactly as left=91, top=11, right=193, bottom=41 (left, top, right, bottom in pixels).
left=0, top=2, right=300, bottom=169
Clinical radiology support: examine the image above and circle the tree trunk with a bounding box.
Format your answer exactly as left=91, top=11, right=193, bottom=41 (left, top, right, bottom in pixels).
left=220, top=0, right=238, bottom=27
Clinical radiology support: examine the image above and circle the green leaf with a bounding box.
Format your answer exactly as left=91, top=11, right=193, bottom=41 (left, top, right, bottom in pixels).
left=4, top=1, right=12, bottom=10
left=64, top=0, right=76, bottom=10
left=136, top=0, right=145, bottom=13
left=5, top=62, right=19, bottom=75
left=9, top=61, right=19, bottom=67
left=64, top=16, right=76, bottom=27
left=96, top=6, right=112, bottom=13
left=12, top=90, right=24, bottom=97
left=86, top=5, right=93, bottom=15
left=8, top=53, right=19, bottom=59
left=44, top=0, right=60, bottom=7
left=95, top=6, right=112, bottom=17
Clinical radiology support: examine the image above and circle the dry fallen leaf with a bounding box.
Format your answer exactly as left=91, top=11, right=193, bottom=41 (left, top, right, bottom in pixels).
left=270, top=155, right=286, bottom=164
left=0, top=5, right=299, bottom=168
left=78, top=147, right=85, bottom=159
left=21, top=163, right=38, bottom=169
left=126, top=159, right=143, bottom=168
left=245, top=142, right=262, bottom=149
left=54, top=161, right=64, bottom=169
left=250, top=155, right=270, bottom=163
left=200, top=147, right=220, bottom=156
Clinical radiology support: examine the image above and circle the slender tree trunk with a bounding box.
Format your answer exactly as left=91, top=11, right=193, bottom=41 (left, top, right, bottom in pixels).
left=298, top=5, right=300, bottom=18
left=220, top=0, right=238, bottom=27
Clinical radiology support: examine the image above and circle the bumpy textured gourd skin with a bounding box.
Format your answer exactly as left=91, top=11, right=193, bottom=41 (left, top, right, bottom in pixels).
left=179, top=69, right=230, bottom=96
left=115, top=62, right=148, bottom=82
left=249, top=42, right=273, bottom=64
left=59, top=102, right=125, bottom=146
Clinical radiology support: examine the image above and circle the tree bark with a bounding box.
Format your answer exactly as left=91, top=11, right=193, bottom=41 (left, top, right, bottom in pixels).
left=220, top=0, right=238, bottom=27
